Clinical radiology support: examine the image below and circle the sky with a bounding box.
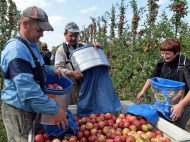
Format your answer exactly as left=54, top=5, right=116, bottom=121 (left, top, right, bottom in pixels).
left=12, top=0, right=190, bottom=51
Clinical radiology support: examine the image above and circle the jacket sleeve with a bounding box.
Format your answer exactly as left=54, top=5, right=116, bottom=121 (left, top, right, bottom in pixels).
left=54, top=45, right=72, bottom=76
left=13, top=73, right=59, bottom=115
left=149, top=59, right=163, bottom=79
left=45, top=65, right=55, bottom=74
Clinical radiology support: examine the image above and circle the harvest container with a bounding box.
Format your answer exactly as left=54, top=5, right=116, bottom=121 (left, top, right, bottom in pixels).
left=40, top=73, right=73, bottom=125
left=150, top=77, right=185, bottom=120
left=69, top=45, right=110, bottom=72
left=28, top=101, right=190, bottom=142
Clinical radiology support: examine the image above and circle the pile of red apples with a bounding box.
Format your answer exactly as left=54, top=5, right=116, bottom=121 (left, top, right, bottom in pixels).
left=34, top=113, right=171, bottom=142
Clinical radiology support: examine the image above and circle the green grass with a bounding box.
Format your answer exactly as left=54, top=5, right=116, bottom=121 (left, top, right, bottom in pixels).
left=0, top=109, right=8, bottom=142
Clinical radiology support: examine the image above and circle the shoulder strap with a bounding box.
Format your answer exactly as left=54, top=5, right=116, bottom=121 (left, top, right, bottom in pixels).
left=15, top=36, right=45, bottom=90
left=178, top=53, right=186, bottom=82
left=63, top=42, right=70, bottom=60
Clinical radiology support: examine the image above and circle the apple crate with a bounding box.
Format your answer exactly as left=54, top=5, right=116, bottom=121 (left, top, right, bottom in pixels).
left=28, top=101, right=190, bottom=142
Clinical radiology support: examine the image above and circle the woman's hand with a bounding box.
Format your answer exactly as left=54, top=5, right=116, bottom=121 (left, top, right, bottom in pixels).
left=171, top=103, right=183, bottom=120
left=136, top=91, right=145, bottom=104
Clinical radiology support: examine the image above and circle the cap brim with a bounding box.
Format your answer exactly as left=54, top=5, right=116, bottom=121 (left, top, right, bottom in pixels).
left=68, top=29, right=80, bottom=33
left=37, top=21, right=54, bottom=31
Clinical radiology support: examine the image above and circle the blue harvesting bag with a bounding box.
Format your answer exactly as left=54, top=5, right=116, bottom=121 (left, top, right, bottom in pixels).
left=77, top=66, right=122, bottom=118
left=125, top=104, right=159, bottom=125
left=42, top=110, right=78, bottom=137
left=150, top=77, right=185, bottom=120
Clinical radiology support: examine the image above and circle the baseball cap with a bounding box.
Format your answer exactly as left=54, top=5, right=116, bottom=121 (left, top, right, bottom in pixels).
left=22, top=6, right=54, bottom=31
left=65, top=22, right=80, bottom=33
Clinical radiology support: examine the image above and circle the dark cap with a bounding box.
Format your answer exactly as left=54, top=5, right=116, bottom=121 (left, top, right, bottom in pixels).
left=65, top=22, right=80, bottom=33
left=23, top=6, right=54, bottom=31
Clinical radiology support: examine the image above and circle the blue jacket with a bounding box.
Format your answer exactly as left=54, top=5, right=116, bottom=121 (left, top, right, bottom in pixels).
left=1, top=33, right=59, bottom=115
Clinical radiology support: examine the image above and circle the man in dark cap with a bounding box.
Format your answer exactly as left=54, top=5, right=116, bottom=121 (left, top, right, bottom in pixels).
left=40, top=42, right=52, bottom=65
left=1, top=6, right=68, bottom=142
left=55, top=22, right=101, bottom=105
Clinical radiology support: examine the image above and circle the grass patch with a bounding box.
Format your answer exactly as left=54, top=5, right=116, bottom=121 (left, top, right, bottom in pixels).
left=0, top=109, right=8, bottom=142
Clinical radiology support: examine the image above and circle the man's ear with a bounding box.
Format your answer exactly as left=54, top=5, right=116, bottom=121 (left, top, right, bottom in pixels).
left=22, top=20, right=28, bottom=28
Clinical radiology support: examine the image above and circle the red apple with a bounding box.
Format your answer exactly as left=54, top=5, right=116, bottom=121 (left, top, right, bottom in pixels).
left=118, top=121, right=124, bottom=129
left=107, top=119, right=114, bottom=126
left=35, top=134, right=44, bottom=142
left=56, top=85, right=63, bottom=89
left=93, top=122, right=100, bottom=129
left=112, top=116, right=117, bottom=122
left=61, top=140, right=68, bottom=142
left=96, top=117, right=102, bottom=123
left=121, top=135, right=127, bottom=142
left=43, top=132, right=50, bottom=139
left=80, top=137, right=87, bottom=142
left=122, top=128, right=130, bottom=135
left=115, top=130, right=122, bottom=136
left=106, top=139, right=114, bottom=142
left=102, top=126, right=109, bottom=134
left=89, top=135, right=97, bottom=142
left=146, top=131, right=155, bottom=139
left=89, top=113, right=97, bottom=119
left=80, top=116, right=88, bottom=124
left=53, top=83, right=59, bottom=88
left=119, top=113, right=125, bottom=119
left=83, top=130, right=90, bottom=138
left=129, top=124, right=137, bottom=131
left=114, top=136, right=121, bottom=142
left=90, top=128, right=97, bottom=135
left=47, top=84, right=54, bottom=89
left=123, top=121, right=131, bottom=128
left=141, top=124, right=148, bottom=132
left=97, top=134, right=106, bottom=142
left=110, top=133, right=117, bottom=139
left=113, top=123, right=118, bottom=129
left=147, top=123, right=154, bottom=131
left=76, top=131, right=83, bottom=139
left=132, top=119, right=141, bottom=127
left=130, top=115, right=138, bottom=122
left=141, top=133, right=149, bottom=141
left=109, top=128, right=116, bottom=133
left=52, top=138, right=61, bottom=142
left=116, top=118, right=121, bottom=124
left=68, top=136, right=77, bottom=142
left=99, top=121, right=105, bottom=128
left=126, top=135, right=135, bottom=142
left=105, top=113, right=112, bottom=120
left=79, top=124, right=86, bottom=132
left=140, top=118, right=147, bottom=125
left=85, top=122, right=93, bottom=130
left=154, top=130, right=163, bottom=136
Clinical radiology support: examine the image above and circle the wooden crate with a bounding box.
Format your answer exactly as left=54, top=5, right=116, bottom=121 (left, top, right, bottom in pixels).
left=28, top=101, right=190, bottom=142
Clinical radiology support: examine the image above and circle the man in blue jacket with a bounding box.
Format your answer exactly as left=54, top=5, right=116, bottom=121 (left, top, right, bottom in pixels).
left=1, top=6, right=68, bottom=142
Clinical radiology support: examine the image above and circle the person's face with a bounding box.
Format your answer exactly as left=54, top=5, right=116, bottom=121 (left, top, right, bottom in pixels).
left=161, top=51, right=179, bottom=62
left=25, top=21, right=43, bottom=43
left=64, top=32, right=79, bottom=46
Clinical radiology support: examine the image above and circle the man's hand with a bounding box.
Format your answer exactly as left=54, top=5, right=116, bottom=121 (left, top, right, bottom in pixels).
left=93, top=41, right=102, bottom=48
left=72, top=70, right=83, bottom=80
left=52, top=108, right=68, bottom=128
left=54, top=69, right=65, bottom=79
